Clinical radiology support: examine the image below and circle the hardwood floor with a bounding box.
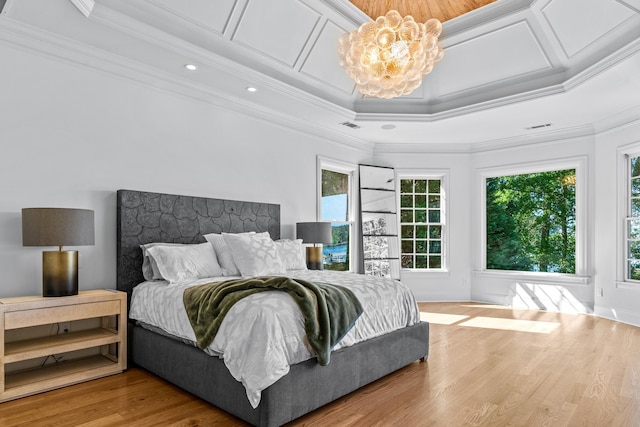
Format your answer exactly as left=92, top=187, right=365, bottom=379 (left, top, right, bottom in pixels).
left=1, top=302, right=639, bottom=426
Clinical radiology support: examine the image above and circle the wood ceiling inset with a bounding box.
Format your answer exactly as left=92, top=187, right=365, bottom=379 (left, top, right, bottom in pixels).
left=349, top=0, right=497, bottom=23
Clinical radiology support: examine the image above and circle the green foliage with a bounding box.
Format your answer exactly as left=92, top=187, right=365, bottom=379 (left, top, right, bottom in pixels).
left=486, top=169, right=576, bottom=273
left=331, top=224, right=349, bottom=245
left=322, top=170, right=349, bottom=197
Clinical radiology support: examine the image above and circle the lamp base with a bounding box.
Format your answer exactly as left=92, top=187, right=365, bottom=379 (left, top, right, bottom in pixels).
left=306, top=246, right=324, bottom=271
left=42, top=251, right=78, bottom=297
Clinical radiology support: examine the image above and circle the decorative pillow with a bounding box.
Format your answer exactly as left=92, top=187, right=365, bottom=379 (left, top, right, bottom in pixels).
left=140, top=242, right=184, bottom=281
left=146, top=242, right=223, bottom=284
left=275, top=239, right=307, bottom=271
left=222, top=232, right=286, bottom=277
left=204, top=232, right=255, bottom=276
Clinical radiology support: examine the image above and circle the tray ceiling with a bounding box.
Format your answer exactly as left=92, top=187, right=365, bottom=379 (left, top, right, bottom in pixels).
left=1, top=0, right=639, bottom=148
left=350, top=0, right=497, bottom=23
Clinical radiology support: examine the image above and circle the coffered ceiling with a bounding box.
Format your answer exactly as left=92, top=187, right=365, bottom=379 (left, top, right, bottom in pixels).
left=1, top=0, right=639, bottom=149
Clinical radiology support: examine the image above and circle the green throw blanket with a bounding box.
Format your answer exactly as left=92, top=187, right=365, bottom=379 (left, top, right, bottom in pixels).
left=183, top=276, right=363, bottom=366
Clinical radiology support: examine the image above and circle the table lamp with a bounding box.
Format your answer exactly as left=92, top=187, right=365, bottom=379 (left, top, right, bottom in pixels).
left=22, top=208, right=95, bottom=297
left=296, top=222, right=332, bottom=270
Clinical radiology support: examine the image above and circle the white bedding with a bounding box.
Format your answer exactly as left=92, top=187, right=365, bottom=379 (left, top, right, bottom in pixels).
left=128, top=270, right=420, bottom=408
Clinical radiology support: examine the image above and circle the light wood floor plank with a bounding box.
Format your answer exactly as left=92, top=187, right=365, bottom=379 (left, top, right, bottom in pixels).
left=0, top=302, right=639, bottom=426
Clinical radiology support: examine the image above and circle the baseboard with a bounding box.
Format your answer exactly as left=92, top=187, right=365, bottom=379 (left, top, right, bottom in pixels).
left=594, top=305, right=640, bottom=327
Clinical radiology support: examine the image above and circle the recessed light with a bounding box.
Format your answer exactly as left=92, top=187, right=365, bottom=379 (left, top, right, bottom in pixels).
left=246, top=87, right=257, bottom=92
left=381, top=124, right=396, bottom=130
left=184, top=64, right=197, bottom=71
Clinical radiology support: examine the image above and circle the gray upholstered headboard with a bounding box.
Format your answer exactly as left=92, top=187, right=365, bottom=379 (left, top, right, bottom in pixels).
left=116, top=189, right=280, bottom=300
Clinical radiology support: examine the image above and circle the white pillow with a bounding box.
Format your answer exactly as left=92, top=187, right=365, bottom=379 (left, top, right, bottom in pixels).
left=146, top=242, right=223, bottom=284
left=203, top=232, right=255, bottom=276
left=140, top=242, right=184, bottom=281
left=222, top=232, right=286, bottom=277
left=275, top=239, right=307, bottom=271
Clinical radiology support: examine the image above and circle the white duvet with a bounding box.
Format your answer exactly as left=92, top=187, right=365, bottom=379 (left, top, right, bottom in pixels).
left=128, top=270, right=420, bottom=408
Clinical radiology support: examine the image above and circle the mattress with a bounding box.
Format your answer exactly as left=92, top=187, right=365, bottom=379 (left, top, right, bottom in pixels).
left=128, top=270, right=420, bottom=408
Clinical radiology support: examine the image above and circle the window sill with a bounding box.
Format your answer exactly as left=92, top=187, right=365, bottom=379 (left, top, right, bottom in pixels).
left=474, top=270, right=590, bottom=286
left=401, top=269, right=450, bottom=278
left=615, top=281, right=640, bottom=290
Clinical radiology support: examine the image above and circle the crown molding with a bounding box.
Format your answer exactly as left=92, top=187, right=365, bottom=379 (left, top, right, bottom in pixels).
left=564, top=35, right=640, bottom=91
left=469, top=124, right=595, bottom=153
left=373, top=123, right=596, bottom=155
left=593, top=105, right=640, bottom=136
left=373, top=142, right=473, bottom=155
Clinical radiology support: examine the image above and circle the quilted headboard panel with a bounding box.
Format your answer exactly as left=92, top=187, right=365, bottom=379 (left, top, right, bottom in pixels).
left=116, top=189, right=280, bottom=299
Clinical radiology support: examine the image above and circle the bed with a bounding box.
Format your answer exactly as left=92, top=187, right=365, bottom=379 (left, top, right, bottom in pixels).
left=116, top=189, right=429, bottom=427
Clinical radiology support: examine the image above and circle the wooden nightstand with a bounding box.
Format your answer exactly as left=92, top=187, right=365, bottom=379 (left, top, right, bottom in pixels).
left=0, top=289, right=127, bottom=402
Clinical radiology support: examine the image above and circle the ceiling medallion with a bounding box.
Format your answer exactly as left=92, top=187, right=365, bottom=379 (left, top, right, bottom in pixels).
left=339, top=10, right=443, bottom=99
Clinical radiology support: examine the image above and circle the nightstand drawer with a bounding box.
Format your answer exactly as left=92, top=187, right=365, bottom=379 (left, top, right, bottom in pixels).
left=4, top=300, right=121, bottom=330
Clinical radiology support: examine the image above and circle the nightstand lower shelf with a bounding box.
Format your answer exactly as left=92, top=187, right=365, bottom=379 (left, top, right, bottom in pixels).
left=3, top=354, right=121, bottom=401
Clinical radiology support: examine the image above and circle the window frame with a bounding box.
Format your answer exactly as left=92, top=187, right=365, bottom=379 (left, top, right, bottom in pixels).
left=617, top=143, right=640, bottom=287
left=397, top=169, right=449, bottom=273
left=477, top=156, right=588, bottom=284
left=317, top=156, right=357, bottom=272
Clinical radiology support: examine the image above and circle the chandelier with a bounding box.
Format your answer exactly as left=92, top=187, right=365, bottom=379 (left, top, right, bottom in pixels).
left=339, top=10, right=444, bottom=99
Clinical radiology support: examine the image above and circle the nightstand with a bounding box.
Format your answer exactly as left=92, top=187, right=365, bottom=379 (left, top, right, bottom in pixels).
left=0, top=289, right=127, bottom=402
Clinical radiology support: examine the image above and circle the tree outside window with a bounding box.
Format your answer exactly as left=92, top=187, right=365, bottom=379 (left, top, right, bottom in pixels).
left=486, top=169, right=576, bottom=273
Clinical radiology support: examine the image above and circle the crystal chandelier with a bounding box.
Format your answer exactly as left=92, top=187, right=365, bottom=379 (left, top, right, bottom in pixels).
left=339, top=10, right=444, bottom=99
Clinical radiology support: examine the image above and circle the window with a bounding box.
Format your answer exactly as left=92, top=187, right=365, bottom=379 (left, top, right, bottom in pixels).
left=625, top=154, right=640, bottom=281
left=319, top=158, right=355, bottom=271
left=485, top=168, right=576, bottom=274
left=400, top=176, right=444, bottom=270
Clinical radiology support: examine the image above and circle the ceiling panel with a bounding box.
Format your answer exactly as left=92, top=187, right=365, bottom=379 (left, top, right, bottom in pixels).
left=542, top=0, right=635, bottom=58
left=299, top=20, right=356, bottom=94
left=232, top=0, right=321, bottom=67
left=436, top=21, right=551, bottom=97
left=145, top=0, right=237, bottom=34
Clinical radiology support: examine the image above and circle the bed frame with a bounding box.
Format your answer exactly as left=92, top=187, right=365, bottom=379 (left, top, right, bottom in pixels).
left=116, top=189, right=429, bottom=426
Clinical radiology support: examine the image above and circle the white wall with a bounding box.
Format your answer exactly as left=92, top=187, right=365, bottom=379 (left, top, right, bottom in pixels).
left=0, top=42, right=371, bottom=298
left=594, top=118, right=640, bottom=326
left=373, top=149, right=472, bottom=302
left=2, top=29, right=638, bottom=327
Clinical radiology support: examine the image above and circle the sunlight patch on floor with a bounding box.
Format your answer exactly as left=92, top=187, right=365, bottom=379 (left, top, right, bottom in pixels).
left=459, top=316, right=560, bottom=333
left=459, top=304, right=514, bottom=310
left=420, top=312, right=469, bottom=325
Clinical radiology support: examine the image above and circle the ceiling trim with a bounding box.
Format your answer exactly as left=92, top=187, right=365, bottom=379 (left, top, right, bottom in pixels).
left=617, top=0, right=640, bottom=14
left=594, top=105, right=640, bottom=136
left=564, top=35, right=640, bottom=91
left=373, top=123, right=595, bottom=155
left=354, top=82, right=568, bottom=123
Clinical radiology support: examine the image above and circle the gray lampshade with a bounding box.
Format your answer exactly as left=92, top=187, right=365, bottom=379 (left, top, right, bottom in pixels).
left=296, top=222, right=332, bottom=244
left=22, top=208, right=95, bottom=247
